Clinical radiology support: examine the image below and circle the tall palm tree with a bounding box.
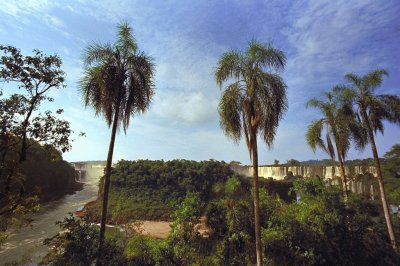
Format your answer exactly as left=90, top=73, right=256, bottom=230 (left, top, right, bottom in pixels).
left=336, top=69, right=400, bottom=251
left=215, top=39, right=287, bottom=265
left=306, top=91, right=353, bottom=202
left=79, top=22, right=155, bottom=262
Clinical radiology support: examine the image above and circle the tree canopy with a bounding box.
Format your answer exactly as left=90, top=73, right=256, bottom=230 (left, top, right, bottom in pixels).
left=0, top=45, right=75, bottom=217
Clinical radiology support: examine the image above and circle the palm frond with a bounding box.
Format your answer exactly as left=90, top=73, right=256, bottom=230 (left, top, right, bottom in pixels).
left=82, top=42, right=113, bottom=66
left=215, top=41, right=287, bottom=160
left=363, top=69, right=388, bottom=91
left=307, top=98, right=325, bottom=109
left=377, top=94, right=400, bottom=124
left=339, top=69, right=394, bottom=151
left=79, top=22, right=155, bottom=133
left=306, top=119, right=326, bottom=153
left=326, top=132, right=336, bottom=160
left=116, top=21, right=138, bottom=57
left=242, top=111, right=251, bottom=156
left=256, top=72, right=287, bottom=147
left=246, top=39, right=286, bottom=71
left=214, top=51, right=242, bottom=86
left=344, top=72, right=362, bottom=88
left=218, top=82, right=243, bottom=142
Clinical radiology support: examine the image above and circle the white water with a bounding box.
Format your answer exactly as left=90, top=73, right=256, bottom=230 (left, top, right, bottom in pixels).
left=0, top=163, right=103, bottom=265
left=232, top=165, right=377, bottom=180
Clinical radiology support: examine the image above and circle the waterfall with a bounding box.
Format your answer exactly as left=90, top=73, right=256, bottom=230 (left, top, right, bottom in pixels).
left=232, top=164, right=378, bottom=197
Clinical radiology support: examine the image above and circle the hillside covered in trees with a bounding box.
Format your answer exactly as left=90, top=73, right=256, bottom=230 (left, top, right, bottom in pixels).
left=21, top=142, right=81, bottom=202
left=86, top=160, right=236, bottom=222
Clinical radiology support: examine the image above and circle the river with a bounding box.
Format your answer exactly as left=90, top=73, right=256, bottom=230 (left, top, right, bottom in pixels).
left=0, top=163, right=103, bottom=265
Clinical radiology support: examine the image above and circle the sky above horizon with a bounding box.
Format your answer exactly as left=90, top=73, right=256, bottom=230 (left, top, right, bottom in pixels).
left=1, top=0, right=399, bottom=164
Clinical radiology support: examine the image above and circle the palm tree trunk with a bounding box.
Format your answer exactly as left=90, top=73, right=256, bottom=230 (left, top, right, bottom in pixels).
left=251, top=132, right=263, bottom=266
left=97, top=108, right=119, bottom=265
left=335, top=145, right=348, bottom=203
left=368, top=131, right=397, bottom=251
left=361, top=109, right=397, bottom=252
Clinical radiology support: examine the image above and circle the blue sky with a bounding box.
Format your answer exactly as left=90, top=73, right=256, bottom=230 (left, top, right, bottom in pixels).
left=1, top=0, right=399, bottom=164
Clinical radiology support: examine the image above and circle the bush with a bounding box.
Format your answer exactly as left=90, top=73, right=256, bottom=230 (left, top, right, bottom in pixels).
left=41, top=215, right=126, bottom=266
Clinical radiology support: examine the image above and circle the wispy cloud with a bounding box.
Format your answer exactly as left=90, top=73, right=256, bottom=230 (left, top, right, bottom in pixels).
left=0, top=0, right=55, bottom=21
left=151, top=89, right=218, bottom=124
left=1, top=0, right=399, bottom=163
left=285, top=0, right=398, bottom=89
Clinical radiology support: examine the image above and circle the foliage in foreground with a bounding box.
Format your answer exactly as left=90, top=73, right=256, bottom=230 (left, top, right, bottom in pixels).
left=45, top=176, right=400, bottom=266
left=263, top=178, right=399, bottom=265
left=41, top=215, right=126, bottom=266
left=215, top=38, right=288, bottom=265
left=166, top=177, right=399, bottom=265
left=79, top=21, right=156, bottom=258
left=1, top=44, right=80, bottom=244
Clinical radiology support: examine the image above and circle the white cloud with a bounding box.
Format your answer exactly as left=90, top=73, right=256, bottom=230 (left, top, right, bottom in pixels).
left=151, top=89, right=218, bottom=124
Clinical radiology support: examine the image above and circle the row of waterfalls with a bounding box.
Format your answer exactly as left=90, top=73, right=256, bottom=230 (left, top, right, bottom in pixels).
left=232, top=165, right=378, bottom=199
left=71, top=162, right=378, bottom=199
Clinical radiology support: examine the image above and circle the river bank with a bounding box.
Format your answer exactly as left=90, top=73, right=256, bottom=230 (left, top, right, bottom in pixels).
left=77, top=201, right=172, bottom=239
left=0, top=163, right=102, bottom=265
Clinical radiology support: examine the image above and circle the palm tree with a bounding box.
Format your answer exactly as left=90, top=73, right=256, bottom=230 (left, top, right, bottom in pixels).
left=336, top=69, right=400, bottom=251
left=215, top=39, right=287, bottom=265
left=306, top=91, right=353, bottom=202
left=79, top=22, right=155, bottom=262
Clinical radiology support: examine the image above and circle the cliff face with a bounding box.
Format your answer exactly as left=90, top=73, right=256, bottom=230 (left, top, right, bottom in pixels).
left=232, top=165, right=378, bottom=198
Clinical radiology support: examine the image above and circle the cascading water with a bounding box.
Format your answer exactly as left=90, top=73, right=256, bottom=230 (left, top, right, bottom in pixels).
left=231, top=164, right=378, bottom=198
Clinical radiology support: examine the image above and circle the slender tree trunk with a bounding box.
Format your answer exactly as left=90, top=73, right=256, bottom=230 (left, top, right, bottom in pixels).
left=97, top=108, right=119, bottom=265
left=368, top=131, right=397, bottom=251
left=361, top=109, right=397, bottom=252
left=335, top=144, right=348, bottom=203
left=251, top=132, right=263, bottom=266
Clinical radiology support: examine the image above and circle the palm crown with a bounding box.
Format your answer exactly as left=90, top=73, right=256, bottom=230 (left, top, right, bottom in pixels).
left=306, top=91, right=352, bottom=161
left=341, top=69, right=400, bottom=135
left=334, top=69, right=400, bottom=251
left=215, top=39, right=287, bottom=152
left=80, top=22, right=155, bottom=132
left=78, top=22, right=156, bottom=262
left=215, top=40, right=287, bottom=265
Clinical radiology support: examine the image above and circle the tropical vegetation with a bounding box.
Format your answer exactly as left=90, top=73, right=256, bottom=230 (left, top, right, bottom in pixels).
left=1, top=22, right=400, bottom=266
left=85, top=159, right=235, bottom=222
left=0, top=45, right=79, bottom=245
left=335, top=69, right=400, bottom=251
left=306, top=90, right=361, bottom=202
left=214, top=39, right=287, bottom=265
left=42, top=171, right=400, bottom=265
left=79, top=21, right=155, bottom=259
